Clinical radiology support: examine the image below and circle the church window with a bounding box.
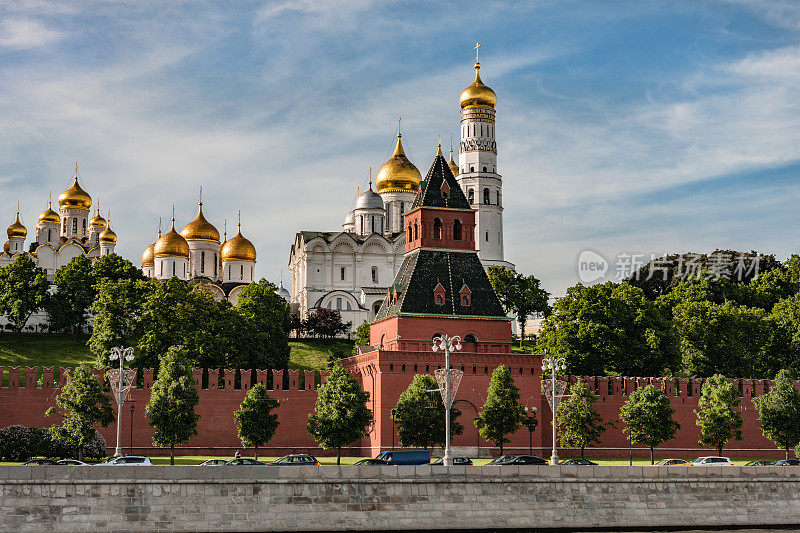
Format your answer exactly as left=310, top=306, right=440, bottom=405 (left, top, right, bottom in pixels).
left=83, top=219, right=86, bottom=234
left=453, top=219, right=462, bottom=241
left=240, top=264, right=244, bottom=280
left=497, top=191, right=501, bottom=205
left=47, top=229, right=51, bottom=242
left=183, top=263, right=186, bottom=276
left=483, top=166, right=487, bottom=172
left=470, top=166, right=474, bottom=172
left=480, top=124, right=483, bottom=136
left=214, top=255, right=217, bottom=277
left=465, top=334, right=477, bottom=343
left=327, top=301, right=332, bottom=309
left=462, top=295, right=470, bottom=306
left=160, top=262, right=163, bottom=276
left=340, top=266, right=346, bottom=281
left=408, top=223, right=412, bottom=238
left=359, top=216, right=363, bottom=235
left=414, top=222, right=418, bottom=241
left=433, top=218, right=442, bottom=239
left=400, top=202, right=405, bottom=215
left=172, top=262, right=176, bottom=277
left=251, top=266, right=253, bottom=279
left=485, top=231, right=489, bottom=242
left=72, top=218, right=77, bottom=233
left=371, top=266, right=378, bottom=284
left=371, top=216, right=376, bottom=234
left=468, top=189, right=474, bottom=204
left=229, top=265, right=232, bottom=278
left=200, top=251, right=205, bottom=274
left=346, top=301, right=352, bottom=310
left=336, top=298, right=342, bottom=310
left=62, top=219, right=67, bottom=233
left=483, top=188, right=490, bottom=204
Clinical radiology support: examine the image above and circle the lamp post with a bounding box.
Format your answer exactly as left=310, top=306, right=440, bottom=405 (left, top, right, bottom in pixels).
left=542, top=356, right=567, bottom=465
left=108, top=346, right=135, bottom=458
left=130, top=404, right=135, bottom=456
left=523, top=406, right=538, bottom=455
left=432, top=334, right=462, bottom=467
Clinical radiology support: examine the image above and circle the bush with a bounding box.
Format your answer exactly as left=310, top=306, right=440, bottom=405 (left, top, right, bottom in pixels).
left=0, top=425, right=33, bottom=461
left=0, top=425, right=107, bottom=461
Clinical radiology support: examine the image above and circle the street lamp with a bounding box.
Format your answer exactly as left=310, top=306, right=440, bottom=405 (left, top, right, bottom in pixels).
left=108, top=346, right=135, bottom=458
left=523, top=406, right=538, bottom=455
left=432, top=334, right=463, bottom=467
left=541, top=355, right=567, bottom=465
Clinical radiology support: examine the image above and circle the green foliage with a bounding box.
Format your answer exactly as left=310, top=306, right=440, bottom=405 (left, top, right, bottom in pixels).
left=694, top=374, right=743, bottom=455
left=89, top=280, right=151, bottom=365
left=145, top=346, right=200, bottom=465
left=0, top=255, right=50, bottom=339
left=556, top=381, right=606, bottom=457
left=46, top=256, right=95, bottom=335
left=304, top=308, right=352, bottom=338
left=307, top=363, right=373, bottom=464
left=235, top=279, right=291, bottom=369
left=537, top=282, right=678, bottom=376
left=0, top=425, right=105, bottom=461
left=488, top=267, right=549, bottom=347
left=474, top=365, right=525, bottom=454
left=754, top=369, right=800, bottom=458
left=352, top=320, right=371, bottom=356
left=393, top=374, right=463, bottom=450
left=45, top=365, right=115, bottom=460
left=234, top=383, right=279, bottom=460
left=92, top=253, right=145, bottom=284
left=619, top=384, right=680, bottom=464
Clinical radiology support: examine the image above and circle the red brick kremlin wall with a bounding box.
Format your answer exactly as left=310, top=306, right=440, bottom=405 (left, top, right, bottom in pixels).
left=0, top=361, right=793, bottom=459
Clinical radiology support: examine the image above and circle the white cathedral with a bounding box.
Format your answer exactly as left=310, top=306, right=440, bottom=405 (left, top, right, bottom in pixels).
left=289, top=50, right=513, bottom=329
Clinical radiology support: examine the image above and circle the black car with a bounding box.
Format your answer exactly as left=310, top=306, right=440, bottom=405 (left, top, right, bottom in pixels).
left=485, top=455, right=518, bottom=465
left=225, top=458, right=264, bottom=466
left=354, top=458, right=388, bottom=466
left=268, top=454, right=319, bottom=466
left=431, top=457, right=473, bottom=465
left=23, top=458, right=58, bottom=465
left=744, top=460, right=775, bottom=466
left=486, top=454, right=547, bottom=465
left=560, top=458, right=598, bottom=466
left=774, top=459, right=800, bottom=466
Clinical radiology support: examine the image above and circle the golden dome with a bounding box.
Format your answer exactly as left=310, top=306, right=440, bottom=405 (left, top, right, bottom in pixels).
left=58, top=176, right=92, bottom=211
left=459, top=62, right=496, bottom=110
left=89, top=209, right=107, bottom=229
left=38, top=203, right=60, bottom=224
left=375, top=134, right=421, bottom=193
left=3, top=241, right=9, bottom=253
left=99, top=224, right=117, bottom=244
left=180, top=203, right=220, bottom=242
left=7, top=213, right=27, bottom=239
left=142, top=242, right=155, bottom=266
left=220, top=228, right=256, bottom=262
left=154, top=220, right=189, bottom=259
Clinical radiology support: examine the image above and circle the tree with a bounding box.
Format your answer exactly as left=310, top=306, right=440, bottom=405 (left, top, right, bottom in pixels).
left=46, top=256, right=95, bottom=337
left=537, top=282, right=678, bottom=376
left=352, top=320, right=371, bottom=356
left=234, top=383, right=279, bottom=460
left=753, top=369, right=800, bottom=459
left=235, top=279, right=291, bottom=369
left=619, top=384, right=680, bottom=464
left=92, top=253, right=145, bottom=284
left=694, top=374, right=744, bottom=455
left=488, top=267, right=549, bottom=347
left=304, top=308, right=351, bottom=338
left=307, top=363, right=372, bottom=464
left=0, top=255, right=50, bottom=340
left=145, top=346, right=200, bottom=465
left=89, top=279, right=151, bottom=365
left=474, top=365, right=525, bottom=454
left=556, top=381, right=606, bottom=458
left=393, top=374, right=463, bottom=451
left=45, top=365, right=114, bottom=461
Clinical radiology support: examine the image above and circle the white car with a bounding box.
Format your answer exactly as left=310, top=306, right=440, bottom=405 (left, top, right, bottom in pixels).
left=101, top=456, right=153, bottom=466
left=56, top=459, right=90, bottom=466
left=692, top=456, right=734, bottom=466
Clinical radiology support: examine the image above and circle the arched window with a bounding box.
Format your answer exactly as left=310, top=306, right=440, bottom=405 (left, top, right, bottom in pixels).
left=200, top=251, right=205, bottom=274
left=483, top=188, right=490, bottom=204
left=229, top=265, right=232, bottom=278
left=483, top=166, right=487, bottom=172
left=214, top=254, right=218, bottom=277
left=464, top=334, right=477, bottom=343
left=62, top=219, right=67, bottom=233
left=400, top=202, right=405, bottom=215
left=240, top=264, right=244, bottom=280
left=72, top=218, right=78, bottom=233
left=485, top=231, right=489, bottom=242
left=47, top=229, right=51, bottom=242
left=408, top=223, right=413, bottom=239
left=468, top=189, right=474, bottom=204
left=414, top=222, right=418, bottom=241
left=433, top=218, right=442, bottom=239
left=371, top=266, right=378, bottom=284
left=496, top=190, right=501, bottom=205
left=172, top=262, right=176, bottom=277
left=435, top=294, right=443, bottom=305
left=453, top=219, right=462, bottom=241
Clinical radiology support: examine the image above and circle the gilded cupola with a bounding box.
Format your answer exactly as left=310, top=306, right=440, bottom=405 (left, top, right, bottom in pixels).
left=448, top=135, right=459, bottom=177
left=459, top=54, right=496, bottom=110
left=89, top=207, right=107, bottom=229
left=375, top=133, right=422, bottom=193
left=58, top=175, right=92, bottom=211
left=154, top=219, right=190, bottom=259
left=180, top=202, right=220, bottom=243
left=99, top=223, right=117, bottom=244
left=7, top=212, right=27, bottom=239
left=38, top=202, right=60, bottom=224
left=142, top=242, right=155, bottom=266
left=220, top=220, right=256, bottom=262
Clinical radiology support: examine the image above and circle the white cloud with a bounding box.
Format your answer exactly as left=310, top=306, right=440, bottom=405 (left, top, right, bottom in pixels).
left=0, top=17, right=63, bottom=50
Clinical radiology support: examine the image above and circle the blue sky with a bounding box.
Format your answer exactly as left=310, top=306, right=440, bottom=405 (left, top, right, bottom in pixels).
left=1, top=0, right=799, bottom=294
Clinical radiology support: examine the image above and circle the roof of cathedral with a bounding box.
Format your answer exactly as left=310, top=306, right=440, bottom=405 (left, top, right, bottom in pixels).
left=59, top=176, right=92, bottom=211
left=354, top=187, right=384, bottom=210
left=460, top=61, right=496, bottom=110
left=220, top=228, right=256, bottom=262
left=181, top=203, right=220, bottom=242
left=375, top=133, right=422, bottom=193
left=297, top=231, right=405, bottom=244
left=7, top=213, right=27, bottom=239
left=411, top=150, right=471, bottom=210
left=39, top=203, right=60, bottom=224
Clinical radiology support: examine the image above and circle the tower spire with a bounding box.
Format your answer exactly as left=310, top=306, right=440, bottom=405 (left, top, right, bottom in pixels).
left=171, top=205, right=175, bottom=229
left=237, top=210, right=241, bottom=231
left=158, top=217, right=162, bottom=238
left=369, top=167, right=372, bottom=190
left=223, top=219, right=227, bottom=242
left=474, top=41, right=482, bottom=65
left=436, top=137, right=443, bottom=157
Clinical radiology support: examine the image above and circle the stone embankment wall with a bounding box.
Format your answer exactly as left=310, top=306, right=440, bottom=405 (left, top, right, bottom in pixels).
left=2, top=465, right=800, bottom=532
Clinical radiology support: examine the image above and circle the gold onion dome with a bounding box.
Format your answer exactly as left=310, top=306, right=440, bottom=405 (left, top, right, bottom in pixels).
left=220, top=228, right=256, bottom=262
left=3, top=241, right=9, bottom=253
left=375, top=134, right=421, bottom=193
left=38, top=203, right=60, bottom=224
left=459, top=62, right=496, bottom=110
left=89, top=210, right=107, bottom=228
left=142, top=242, right=155, bottom=266
left=7, top=213, right=27, bottom=239
left=180, top=203, right=220, bottom=242
left=99, top=224, right=117, bottom=244
left=58, top=176, right=92, bottom=211
left=154, top=220, right=190, bottom=259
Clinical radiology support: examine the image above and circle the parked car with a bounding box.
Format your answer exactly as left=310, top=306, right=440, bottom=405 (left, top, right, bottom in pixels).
left=57, top=459, right=89, bottom=466
left=374, top=450, right=430, bottom=465
left=226, top=458, right=264, bottom=466
left=101, top=456, right=153, bottom=466
left=692, top=456, right=734, bottom=466
left=560, top=458, right=597, bottom=466
left=487, top=454, right=547, bottom=465
left=198, top=459, right=229, bottom=466
left=23, top=458, right=58, bottom=465
left=431, top=456, right=473, bottom=465
left=654, top=459, right=693, bottom=466
left=774, top=459, right=800, bottom=466
left=268, top=454, right=319, bottom=466
left=353, top=458, right=388, bottom=466
left=486, top=455, right=518, bottom=465
left=744, top=460, right=775, bottom=466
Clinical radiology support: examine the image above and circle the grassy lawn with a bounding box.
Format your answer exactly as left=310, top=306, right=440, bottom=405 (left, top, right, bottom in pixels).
left=0, top=334, right=350, bottom=372
left=510, top=341, right=538, bottom=354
